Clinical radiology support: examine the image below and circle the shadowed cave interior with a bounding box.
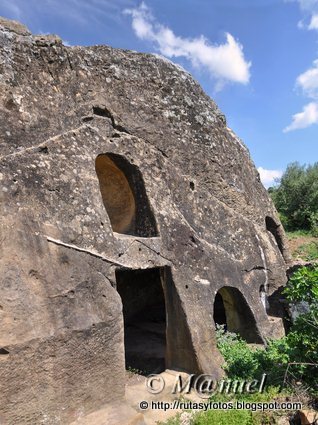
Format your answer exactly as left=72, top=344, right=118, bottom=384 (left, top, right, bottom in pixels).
left=213, top=286, right=263, bottom=344
left=266, top=216, right=284, bottom=256
left=116, top=267, right=167, bottom=375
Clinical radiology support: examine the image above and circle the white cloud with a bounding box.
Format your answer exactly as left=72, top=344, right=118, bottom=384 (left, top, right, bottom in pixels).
left=284, top=102, right=318, bottom=131
left=296, top=59, right=318, bottom=97
left=309, top=13, right=318, bottom=28
left=289, top=0, right=318, bottom=29
left=293, top=0, right=318, bottom=11
left=257, top=167, right=283, bottom=188
left=284, top=1, right=318, bottom=130
left=125, top=2, right=251, bottom=88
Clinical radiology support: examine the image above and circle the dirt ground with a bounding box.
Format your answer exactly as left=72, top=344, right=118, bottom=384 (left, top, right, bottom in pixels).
left=287, top=234, right=318, bottom=261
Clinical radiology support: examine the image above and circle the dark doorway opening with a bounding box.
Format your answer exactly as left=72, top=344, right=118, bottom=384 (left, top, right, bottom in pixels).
left=265, top=216, right=284, bottom=256
left=213, top=287, right=263, bottom=343
left=213, top=292, right=227, bottom=328
left=116, top=267, right=166, bottom=375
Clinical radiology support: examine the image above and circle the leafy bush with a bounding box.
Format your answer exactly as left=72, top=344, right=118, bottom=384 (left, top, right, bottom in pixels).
left=282, top=266, right=318, bottom=390
left=284, top=265, right=318, bottom=302
left=216, top=326, right=288, bottom=386
left=215, top=327, right=259, bottom=380
left=309, top=212, right=318, bottom=237
left=269, top=162, right=318, bottom=233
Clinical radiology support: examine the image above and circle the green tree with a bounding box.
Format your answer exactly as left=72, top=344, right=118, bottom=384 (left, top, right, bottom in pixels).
left=269, top=162, right=318, bottom=233
left=282, top=266, right=318, bottom=390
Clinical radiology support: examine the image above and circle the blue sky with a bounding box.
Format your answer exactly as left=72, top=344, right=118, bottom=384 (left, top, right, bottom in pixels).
left=1, top=0, right=318, bottom=187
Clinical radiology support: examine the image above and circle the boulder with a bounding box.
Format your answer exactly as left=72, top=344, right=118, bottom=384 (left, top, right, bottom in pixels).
left=0, top=17, right=290, bottom=423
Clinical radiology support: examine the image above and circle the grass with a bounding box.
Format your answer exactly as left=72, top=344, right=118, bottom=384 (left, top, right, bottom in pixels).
left=160, top=388, right=292, bottom=425
left=294, top=241, right=318, bottom=261
left=126, top=366, right=146, bottom=376
left=286, top=230, right=318, bottom=261
left=286, top=229, right=314, bottom=239
left=192, top=410, right=254, bottom=425
left=195, top=388, right=289, bottom=425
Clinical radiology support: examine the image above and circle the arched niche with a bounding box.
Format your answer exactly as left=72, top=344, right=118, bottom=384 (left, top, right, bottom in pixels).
left=265, top=216, right=284, bottom=256
left=213, top=286, right=262, bottom=343
left=95, top=153, right=158, bottom=237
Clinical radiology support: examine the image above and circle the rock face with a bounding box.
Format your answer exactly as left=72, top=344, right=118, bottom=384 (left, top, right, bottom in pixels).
left=0, top=17, right=290, bottom=424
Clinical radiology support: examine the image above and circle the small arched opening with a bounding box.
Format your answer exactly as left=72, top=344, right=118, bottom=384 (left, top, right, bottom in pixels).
left=265, top=216, right=284, bottom=256
left=95, top=153, right=158, bottom=237
left=213, top=286, right=262, bottom=343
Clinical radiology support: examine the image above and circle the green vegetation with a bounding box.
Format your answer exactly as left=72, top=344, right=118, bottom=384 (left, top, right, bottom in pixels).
left=192, top=388, right=283, bottom=425
left=126, top=366, right=145, bottom=375
left=286, top=230, right=313, bottom=239
left=269, top=162, right=318, bottom=260
left=215, top=327, right=289, bottom=386
left=161, top=386, right=285, bottom=425
left=282, top=265, right=318, bottom=388
left=285, top=230, right=318, bottom=261
left=293, top=240, right=318, bottom=261
left=268, top=162, right=318, bottom=235
left=192, top=410, right=254, bottom=425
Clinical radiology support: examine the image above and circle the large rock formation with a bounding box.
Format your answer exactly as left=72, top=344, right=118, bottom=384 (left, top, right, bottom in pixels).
left=0, top=17, right=290, bottom=424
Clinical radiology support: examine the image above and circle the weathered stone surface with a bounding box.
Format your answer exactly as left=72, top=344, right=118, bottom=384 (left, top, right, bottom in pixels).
left=295, top=409, right=318, bottom=425
left=0, top=17, right=290, bottom=424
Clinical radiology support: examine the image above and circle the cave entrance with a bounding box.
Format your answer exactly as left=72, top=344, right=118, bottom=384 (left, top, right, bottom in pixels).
left=213, top=292, right=227, bottom=327
left=116, top=267, right=166, bottom=375
left=213, top=287, right=262, bottom=343
left=265, top=216, right=284, bottom=256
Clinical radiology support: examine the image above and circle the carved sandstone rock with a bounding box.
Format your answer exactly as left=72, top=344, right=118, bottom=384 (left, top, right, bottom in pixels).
left=0, top=17, right=290, bottom=424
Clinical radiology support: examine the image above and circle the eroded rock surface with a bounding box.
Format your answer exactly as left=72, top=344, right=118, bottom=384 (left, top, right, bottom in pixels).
left=0, top=17, right=290, bottom=424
